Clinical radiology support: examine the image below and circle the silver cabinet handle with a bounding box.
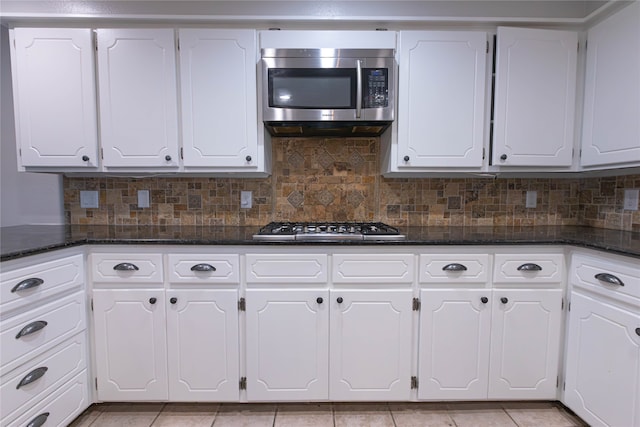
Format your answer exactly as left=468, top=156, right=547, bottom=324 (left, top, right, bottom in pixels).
left=190, top=263, right=216, bottom=272
left=517, top=263, right=542, bottom=271
left=27, top=412, right=50, bottom=427
left=17, top=366, right=48, bottom=389
left=113, top=262, right=139, bottom=271
left=442, top=263, right=468, bottom=272
left=16, top=321, right=48, bottom=339
left=11, top=277, right=44, bottom=293
left=595, top=272, right=624, bottom=287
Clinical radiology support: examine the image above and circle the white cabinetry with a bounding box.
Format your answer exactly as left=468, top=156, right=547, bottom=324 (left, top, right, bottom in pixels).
left=9, top=28, right=98, bottom=170
left=492, top=27, right=577, bottom=167
left=245, top=289, right=329, bottom=401
left=396, top=31, right=488, bottom=169
left=93, top=289, right=169, bottom=401
left=580, top=2, right=640, bottom=168
left=96, top=29, right=180, bottom=169
left=179, top=29, right=260, bottom=171
left=0, top=250, right=88, bottom=426
left=91, top=251, right=240, bottom=401
left=564, top=252, right=640, bottom=427
left=418, top=251, right=563, bottom=400
left=244, top=252, right=413, bottom=402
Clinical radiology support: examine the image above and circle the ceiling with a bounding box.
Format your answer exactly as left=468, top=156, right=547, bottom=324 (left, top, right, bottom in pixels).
left=0, top=0, right=628, bottom=27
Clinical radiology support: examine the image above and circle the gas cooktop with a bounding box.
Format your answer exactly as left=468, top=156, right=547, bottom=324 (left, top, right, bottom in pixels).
left=253, top=222, right=405, bottom=241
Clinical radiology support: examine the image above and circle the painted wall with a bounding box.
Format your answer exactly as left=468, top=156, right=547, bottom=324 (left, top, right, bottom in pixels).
left=0, top=26, right=64, bottom=226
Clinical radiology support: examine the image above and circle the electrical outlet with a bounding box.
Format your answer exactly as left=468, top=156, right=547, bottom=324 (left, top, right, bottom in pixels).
left=138, top=190, right=150, bottom=208
left=623, top=189, right=639, bottom=211
left=241, top=191, right=252, bottom=209
left=80, top=191, right=99, bottom=209
left=525, top=191, right=537, bottom=208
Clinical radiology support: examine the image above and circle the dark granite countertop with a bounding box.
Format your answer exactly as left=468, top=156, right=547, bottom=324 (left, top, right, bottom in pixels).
left=2, top=224, right=640, bottom=262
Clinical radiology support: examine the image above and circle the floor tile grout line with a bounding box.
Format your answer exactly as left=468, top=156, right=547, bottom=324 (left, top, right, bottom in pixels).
left=148, top=402, right=167, bottom=427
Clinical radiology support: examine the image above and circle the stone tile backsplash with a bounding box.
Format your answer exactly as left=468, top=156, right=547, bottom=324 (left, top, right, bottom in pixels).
left=64, top=137, right=640, bottom=232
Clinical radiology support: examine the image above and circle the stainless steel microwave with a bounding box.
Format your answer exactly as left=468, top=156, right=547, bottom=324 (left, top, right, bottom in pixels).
left=261, top=48, right=395, bottom=136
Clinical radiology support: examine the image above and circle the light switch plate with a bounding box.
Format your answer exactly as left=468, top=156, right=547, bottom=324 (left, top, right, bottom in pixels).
left=241, top=191, right=252, bottom=209
left=80, top=191, right=99, bottom=209
left=138, top=190, right=150, bottom=208
left=525, top=191, right=537, bottom=208
left=623, top=189, right=639, bottom=211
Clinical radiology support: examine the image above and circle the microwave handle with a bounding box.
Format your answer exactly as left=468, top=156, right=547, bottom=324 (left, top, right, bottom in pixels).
left=356, top=60, right=362, bottom=118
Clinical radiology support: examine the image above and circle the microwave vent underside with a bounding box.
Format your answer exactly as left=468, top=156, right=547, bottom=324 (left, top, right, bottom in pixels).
left=264, top=121, right=391, bottom=137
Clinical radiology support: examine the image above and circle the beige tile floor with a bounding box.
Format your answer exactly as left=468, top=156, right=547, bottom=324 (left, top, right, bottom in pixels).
left=69, top=401, right=588, bottom=427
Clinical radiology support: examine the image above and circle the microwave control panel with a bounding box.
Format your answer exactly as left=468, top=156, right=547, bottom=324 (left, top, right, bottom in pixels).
left=364, top=68, right=389, bottom=108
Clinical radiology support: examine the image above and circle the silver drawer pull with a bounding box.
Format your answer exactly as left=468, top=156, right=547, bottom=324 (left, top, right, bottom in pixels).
left=17, top=366, right=48, bottom=389
left=11, top=277, right=44, bottom=293
left=190, top=263, right=216, bottom=272
left=27, top=412, right=49, bottom=427
left=15, top=321, right=48, bottom=339
left=113, top=262, right=139, bottom=271
left=595, top=272, right=624, bottom=287
left=442, top=263, right=468, bottom=272
left=517, top=263, right=542, bottom=271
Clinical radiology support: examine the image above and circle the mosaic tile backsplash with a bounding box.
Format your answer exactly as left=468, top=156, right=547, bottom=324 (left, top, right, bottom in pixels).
left=64, top=138, right=640, bottom=232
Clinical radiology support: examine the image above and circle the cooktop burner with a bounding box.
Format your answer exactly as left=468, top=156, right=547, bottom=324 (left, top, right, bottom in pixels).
left=253, top=222, right=405, bottom=241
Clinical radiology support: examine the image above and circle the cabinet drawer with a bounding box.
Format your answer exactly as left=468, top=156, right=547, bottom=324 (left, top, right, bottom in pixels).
left=167, top=254, right=239, bottom=284
left=0, top=292, right=85, bottom=375
left=5, top=370, right=88, bottom=427
left=419, top=254, right=490, bottom=284
left=246, top=254, right=328, bottom=283
left=1, top=333, right=86, bottom=422
left=91, top=253, right=163, bottom=283
left=572, top=254, right=640, bottom=302
left=0, top=254, right=84, bottom=314
left=493, top=254, right=564, bottom=284
left=332, top=254, right=414, bottom=284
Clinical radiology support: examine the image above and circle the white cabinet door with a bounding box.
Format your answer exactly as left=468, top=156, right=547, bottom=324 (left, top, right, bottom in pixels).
left=166, top=289, right=239, bottom=401
left=245, top=289, right=329, bottom=401
left=581, top=2, right=640, bottom=167
left=179, top=29, right=258, bottom=169
left=564, top=292, right=640, bottom=427
left=329, top=290, right=412, bottom=401
left=418, top=289, right=491, bottom=400
left=488, top=289, right=562, bottom=399
left=397, top=31, right=487, bottom=168
left=10, top=28, right=98, bottom=168
left=93, top=289, right=168, bottom=400
left=493, top=27, right=577, bottom=167
left=96, top=29, right=179, bottom=169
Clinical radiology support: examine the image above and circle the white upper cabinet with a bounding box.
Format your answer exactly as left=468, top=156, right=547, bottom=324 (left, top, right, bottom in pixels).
left=179, top=29, right=258, bottom=169
left=493, top=27, right=577, bottom=167
left=10, top=28, right=98, bottom=169
left=580, top=2, right=640, bottom=168
left=96, top=29, right=180, bottom=169
left=397, top=31, right=488, bottom=168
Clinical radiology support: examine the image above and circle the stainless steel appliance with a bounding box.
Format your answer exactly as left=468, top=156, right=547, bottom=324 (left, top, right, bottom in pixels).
left=253, top=222, right=405, bottom=241
left=261, top=48, right=395, bottom=136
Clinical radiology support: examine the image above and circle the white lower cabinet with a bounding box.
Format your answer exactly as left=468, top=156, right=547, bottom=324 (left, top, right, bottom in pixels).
left=329, top=290, right=413, bottom=401
left=245, top=288, right=413, bottom=401
left=166, top=289, right=239, bottom=401
left=564, top=293, right=640, bottom=427
left=93, top=289, right=169, bottom=401
left=488, top=289, right=562, bottom=399
left=93, top=288, right=239, bottom=401
left=245, top=289, right=330, bottom=401
left=418, top=289, right=491, bottom=400
left=418, top=288, right=562, bottom=400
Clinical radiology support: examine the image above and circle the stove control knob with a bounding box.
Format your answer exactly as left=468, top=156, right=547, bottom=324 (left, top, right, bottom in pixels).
left=336, top=297, right=343, bottom=304
left=316, top=297, right=323, bottom=304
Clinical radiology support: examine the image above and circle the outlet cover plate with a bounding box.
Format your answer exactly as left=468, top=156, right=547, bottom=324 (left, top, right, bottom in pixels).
left=526, top=191, right=537, bottom=208
left=80, top=191, right=99, bottom=209
left=623, top=189, right=639, bottom=211
left=138, top=190, right=150, bottom=208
